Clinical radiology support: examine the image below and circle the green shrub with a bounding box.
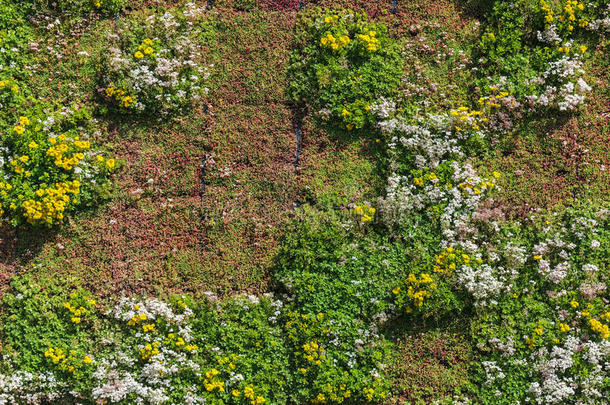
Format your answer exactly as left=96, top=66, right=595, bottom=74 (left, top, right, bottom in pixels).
left=287, top=8, right=403, bottom=134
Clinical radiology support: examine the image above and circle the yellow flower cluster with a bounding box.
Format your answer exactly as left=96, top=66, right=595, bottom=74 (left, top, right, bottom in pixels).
left=450, top=106, right=487, bottom=132
left=63, top=296, right=95, bottom=324
left=13, top=116, right=30, bottom=135
left=44, top=347, right=91, bottom=373
left=164, top=332, right=198, bottom=352
left=202, top=368, right=225, bottom=392
left=412, top=170, right=440, bottom=188
left=590, top=319, right=609, bottom=339
left=240, top=385, right=265, bottom=405
left=21, top=181, right=80, bottom=225
left=0, top=79, right=19, bottom=93
left=541, top=0, right=588, bottom=32
left=216, top=354, right=237, bottom=372
left=135, top=38, right=156, bottom=59
left=357, top=30, right=378, bottom=52
left=353, top=203, right=375, bottom=222
left=303, top=340, right=325, bottom=365
left=320, top=33, right=350, bottom=51
left=140, top=341, right=161, bottom=360
left=105, top=87, right=136, bottom=108
left=311, top=386, right=352, bottom=404
left=394, top=272, right=437, bottom=312
left=127, top=308, right=148, bottom=326
left=432, top=246, right=479, bottom=274
left=46, top=137, right=89, bottom=171
left=458, top=172, right=499, bottom=196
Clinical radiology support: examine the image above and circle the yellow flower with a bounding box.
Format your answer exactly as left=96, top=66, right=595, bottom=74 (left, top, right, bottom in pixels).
left=106, top=158, right=115, bottom=169
left=19, top=116, right=30, bottom=126
left=144, top=46, right=154, bottom=55
left=134, top=51, right=144, bottom=59
left=71, top=317, right=81, bottom=324
left=559, top=323, right=570, bottom=332
left=28, top=142, right=38, bottom=149
left=83, top=355, right=92, bottom=364
left=13, top=125, right=25, bottom=135
left=570, top=301, right=579, bottom=308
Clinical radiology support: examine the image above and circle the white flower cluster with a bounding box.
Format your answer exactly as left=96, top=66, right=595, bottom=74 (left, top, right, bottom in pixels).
left=526, top=56, right=591, bottom=111
left=0, top=370, right=62, bottom=405
left=101, top=7, right=211, bottom=116
left=109, top=296, right=193, bottom=325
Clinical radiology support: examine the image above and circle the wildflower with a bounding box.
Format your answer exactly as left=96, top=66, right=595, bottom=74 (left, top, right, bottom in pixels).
left=83, top=355, right=92, bottom=364
left=13, top=125, right=25, bottom=135
left=106, top=159, right=115, bottom=169
left=134, top=51, right=144, bottom=59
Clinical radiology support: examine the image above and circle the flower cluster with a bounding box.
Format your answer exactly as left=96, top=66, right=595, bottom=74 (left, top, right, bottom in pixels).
left=353, top=202, right=375, bottom=223
left=99, top=5, right=210, bottom=116
left=0, top=109, right=115, bottom=226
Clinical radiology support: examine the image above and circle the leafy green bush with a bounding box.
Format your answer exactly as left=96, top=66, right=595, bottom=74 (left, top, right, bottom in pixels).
left=287, top=8, right=403, bottom=133
left=0, top=277, right=390, bottom=404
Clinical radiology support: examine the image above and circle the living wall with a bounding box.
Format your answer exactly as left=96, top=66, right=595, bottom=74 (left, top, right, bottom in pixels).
left=0, top=0, right=608, bottom=403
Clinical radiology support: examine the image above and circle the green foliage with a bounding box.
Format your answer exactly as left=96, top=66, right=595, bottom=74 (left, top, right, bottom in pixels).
left=274, top=204, right=404, bottom=320
left=287, top=8, right=403, bottom=134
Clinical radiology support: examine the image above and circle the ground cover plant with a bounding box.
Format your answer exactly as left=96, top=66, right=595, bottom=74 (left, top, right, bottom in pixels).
left=0, top=0, right=608, bottom=403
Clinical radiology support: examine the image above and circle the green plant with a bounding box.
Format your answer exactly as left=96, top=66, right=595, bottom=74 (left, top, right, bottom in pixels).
left=287, top=8, right=403, bottom=134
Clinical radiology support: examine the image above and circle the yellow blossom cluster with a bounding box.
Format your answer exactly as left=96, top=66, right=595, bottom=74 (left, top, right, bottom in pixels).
left=320, top=33, right=350, bottom=51
left=216, top=354, right=237, bottom=372
left=202, top=368, right=225, bottom=392
left=46, top=135, right=90, bottom=171
left=353, top=203, right=375, bottom=222
left=0, top=79, right=20, bottom=93
left=63, top=295, right=95, bottom=324
left=432, top=246, right=481, bottom=274
left=140, top=341, right=161, bottom=360
left=357, top=30, right=378, bottom=52
left=393, top=272, right=437, bottom=312
left=105, top=87, right=136, bottom=108
left=44, top=347, right=91, bottom=373
left=412, top=170, right=441, bottom=188
left=21, top=181, right=80, bottom=225
left=127, top=308, right=148, bottom=326
left=540, top=0, right=589, bottom=39
left=310, top=385, right=352, bottom=404
left=590, top=319, right=609, bottom=339
left=458, top=171, right=499, bottom=196
left=302, top=340, right=325, bottom=365
left=134, top=38, right=157, bottom=59
left=164, top=332, right=198, bottom=352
